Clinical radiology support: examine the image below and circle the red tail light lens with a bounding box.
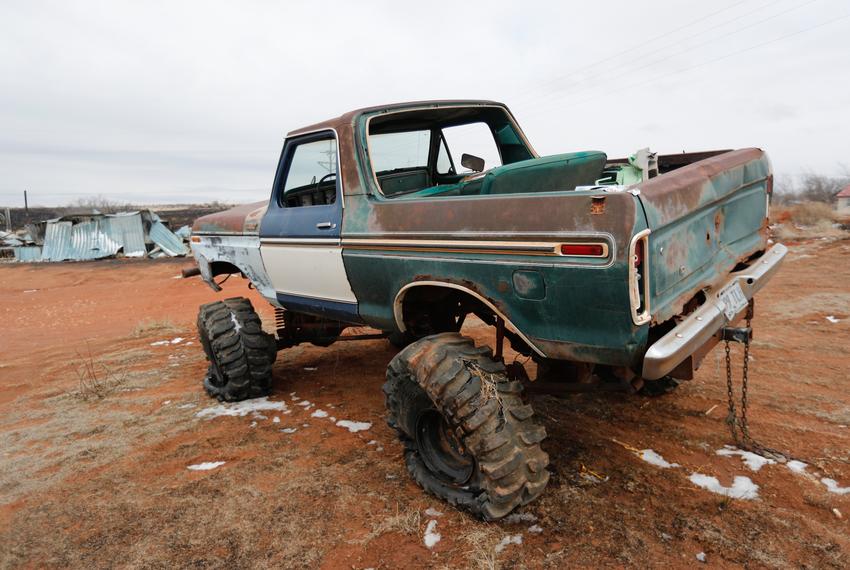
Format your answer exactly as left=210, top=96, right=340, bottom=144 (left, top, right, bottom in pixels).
left=560, top=243, right=605, bottom=257
left=633, top=240, right=644, bottom=267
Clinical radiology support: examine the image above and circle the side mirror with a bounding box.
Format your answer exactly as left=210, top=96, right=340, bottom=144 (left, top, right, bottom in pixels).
left=461, top=153, right=485, bottom=173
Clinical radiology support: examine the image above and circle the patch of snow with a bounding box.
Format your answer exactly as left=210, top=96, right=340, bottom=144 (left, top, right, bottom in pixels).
left=304, top=366, right=318, bottom=371
left=311, top=409, right=328, bottom=418
left=826, top=315, right=840, bottom=323
left=336, top=420, right=372, bottom=433
left=150, top=340, right=170, bottom=346
left=716, top=446, right=775, bottom=471
left=786, top=460, right=808, bottom=474
left=639, top=449, right=679, bottom=469
left=250, top=421, right=257, bottom=428
left=298, top=400, right=312, bottom=407
left=528, top=525, right=543, bottom=534
left=187, top=461, right=225, bottom=471
left=329, top=416, right=336, bottom=422
left=821, top=478, right=850, bottom=495
left=162, top=400, right=171, bottom=405
left=252, top=413, right=268, bottom=420
left=280, top=428, right=297, bottom=434
left=423, top=520, right=441, bottom=549
left=230, top=313, right=242, bottom=333
left=424, top=507, right=443, bottom=517
left=23, top=289, right=38, bottom=293
left=170, top=337, right=184, bottom=344
left=367, top=440, right=378, bottom=445
left=696, top=552, right=706, bottom=563
left=376, top=447, right=384, bottom=452
left=272, top=417, right=280, bottom=423
left=302, top=423, right=309, bottom=427
left=185, top=341, right=194, bottom=346
left=503, top=512, right=537, bottom=524
left=196, top=397, right=288, bottom=419
left=689, top=473, right=759, bottom=500
left=495, top=534, right=523, bottom=553
left=177, top=403, right=196, bottom=409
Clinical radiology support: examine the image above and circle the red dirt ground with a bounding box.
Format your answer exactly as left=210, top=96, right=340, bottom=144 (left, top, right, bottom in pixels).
left=1, top=238, right=849, bottom=568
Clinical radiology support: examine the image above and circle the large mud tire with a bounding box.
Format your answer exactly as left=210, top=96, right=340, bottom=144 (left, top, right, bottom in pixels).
left=383, top=333, right=550, bottom=520
left=197, top=297, right=277, bottom=402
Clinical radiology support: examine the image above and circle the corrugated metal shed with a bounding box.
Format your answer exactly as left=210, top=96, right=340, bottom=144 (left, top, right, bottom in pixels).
left=20, top=210, right=187, bottom=262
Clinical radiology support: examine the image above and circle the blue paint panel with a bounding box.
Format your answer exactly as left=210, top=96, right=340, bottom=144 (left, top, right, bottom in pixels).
left=260, top=130, right=343, bottom=239
left=276, top=293, right=364, bottom=324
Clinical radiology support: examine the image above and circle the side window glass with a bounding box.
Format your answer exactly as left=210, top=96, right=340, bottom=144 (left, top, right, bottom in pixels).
left=282, top=137, right=338, bottom=207
left=441, top=122, right=501, bottom=174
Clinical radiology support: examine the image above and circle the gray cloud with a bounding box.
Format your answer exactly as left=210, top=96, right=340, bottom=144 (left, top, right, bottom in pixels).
left=1, top=0, right=848, bottom=205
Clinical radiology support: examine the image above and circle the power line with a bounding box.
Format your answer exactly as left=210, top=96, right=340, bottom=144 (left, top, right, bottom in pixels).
left=516, top=11, right=850, bottom=120
left=510, top=0, right=754, bottom=103
left=517, top=0, right=820, bottom=109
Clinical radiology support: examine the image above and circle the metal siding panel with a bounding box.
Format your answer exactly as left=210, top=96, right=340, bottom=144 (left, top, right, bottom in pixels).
left=102, top=213, right=146, bottom=257
left=41, top=221, right=73, bottom=261
left=13, top=246, right=42, bottom=261
left=149, top=221, right=189, bottom=256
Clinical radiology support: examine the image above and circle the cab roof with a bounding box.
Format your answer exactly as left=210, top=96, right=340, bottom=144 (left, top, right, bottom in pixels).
left=286, top=99, right=507, bottom=137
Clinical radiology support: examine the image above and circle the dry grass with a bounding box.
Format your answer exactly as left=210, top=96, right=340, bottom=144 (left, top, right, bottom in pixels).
left=773, top=202, right=848, bottom=241
left=131, top=318, right=181, bottom=338
left=461, top=527, right=501, bottom=570
left=360, top=503, right=422, bottom=542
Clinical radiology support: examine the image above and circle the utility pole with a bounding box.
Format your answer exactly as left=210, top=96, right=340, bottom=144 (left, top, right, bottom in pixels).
left=24, top=190, right=29, bottom=213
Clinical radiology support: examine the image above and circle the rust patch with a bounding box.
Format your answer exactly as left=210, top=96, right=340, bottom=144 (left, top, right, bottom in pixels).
left=590, top=196, right=606, bottom=215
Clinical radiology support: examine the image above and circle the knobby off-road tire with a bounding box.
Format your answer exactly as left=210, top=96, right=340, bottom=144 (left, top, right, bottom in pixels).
left=197, top=297, right=277, bottom=402
left=384, top=333, right=550, bottom=520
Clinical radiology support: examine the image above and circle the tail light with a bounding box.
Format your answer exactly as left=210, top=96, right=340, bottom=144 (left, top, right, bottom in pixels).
left=629, top=230, right=651, bottom=325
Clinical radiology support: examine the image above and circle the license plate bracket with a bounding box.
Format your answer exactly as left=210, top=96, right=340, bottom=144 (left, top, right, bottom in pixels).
left=717, top=281, right=748, bottom=321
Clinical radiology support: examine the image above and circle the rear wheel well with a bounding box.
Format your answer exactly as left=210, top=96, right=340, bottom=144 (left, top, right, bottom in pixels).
left=395, top=284, right=534, bottom=357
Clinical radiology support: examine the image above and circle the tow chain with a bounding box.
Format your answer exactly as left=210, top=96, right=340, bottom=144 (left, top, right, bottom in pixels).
left=724, top=299, right=788, bottom=463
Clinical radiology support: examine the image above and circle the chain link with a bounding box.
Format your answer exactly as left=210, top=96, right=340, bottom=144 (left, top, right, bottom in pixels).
left=724, top=299, right=788, bottom=463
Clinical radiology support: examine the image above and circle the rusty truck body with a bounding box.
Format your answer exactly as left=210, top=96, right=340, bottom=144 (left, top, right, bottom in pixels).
left=190, top=100, right=786, bottom=519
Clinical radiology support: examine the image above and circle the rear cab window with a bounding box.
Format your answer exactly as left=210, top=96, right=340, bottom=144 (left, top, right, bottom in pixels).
left=364, top=106, right=534, bottom=199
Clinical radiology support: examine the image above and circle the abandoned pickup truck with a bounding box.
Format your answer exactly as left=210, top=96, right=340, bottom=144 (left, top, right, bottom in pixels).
left=190, top=100, right=786, bottom=520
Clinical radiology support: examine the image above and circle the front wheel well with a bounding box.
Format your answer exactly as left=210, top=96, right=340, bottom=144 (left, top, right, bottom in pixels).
left=209, top=260, right=243, bottom=278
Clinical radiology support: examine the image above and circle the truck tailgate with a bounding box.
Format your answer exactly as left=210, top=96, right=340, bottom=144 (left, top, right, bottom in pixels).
left=636, top=148, right=771, bottom=324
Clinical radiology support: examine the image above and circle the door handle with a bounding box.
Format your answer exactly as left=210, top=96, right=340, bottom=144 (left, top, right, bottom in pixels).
left=316, top=221, right=335, bottom=230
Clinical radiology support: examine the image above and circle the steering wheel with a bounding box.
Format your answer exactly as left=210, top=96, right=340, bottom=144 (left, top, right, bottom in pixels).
left=316, top=172, right=336, bottom=189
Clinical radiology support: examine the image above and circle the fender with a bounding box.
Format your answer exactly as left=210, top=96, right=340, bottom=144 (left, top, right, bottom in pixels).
left=392, top=280, right=546, bottom=358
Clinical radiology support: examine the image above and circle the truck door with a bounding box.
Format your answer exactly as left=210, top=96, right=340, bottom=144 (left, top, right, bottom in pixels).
left=259, top=130, right=359, bottom=321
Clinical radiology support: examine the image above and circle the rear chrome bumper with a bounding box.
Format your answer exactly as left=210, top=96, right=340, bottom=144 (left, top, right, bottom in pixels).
left=641, top=244, right=787, bottom=380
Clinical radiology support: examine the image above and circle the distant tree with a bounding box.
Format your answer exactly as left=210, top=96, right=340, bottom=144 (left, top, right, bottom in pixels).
left=67, top=195, right=128, bottom=214
left=797, top=171, right=848, bottom=203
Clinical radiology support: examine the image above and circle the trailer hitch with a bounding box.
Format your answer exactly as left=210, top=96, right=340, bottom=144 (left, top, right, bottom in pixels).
left=719, top=325, right=752, bottom=344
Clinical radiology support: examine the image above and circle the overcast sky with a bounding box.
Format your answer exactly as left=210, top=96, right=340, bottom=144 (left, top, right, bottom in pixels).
left=1, top=0, right=848, bottom=207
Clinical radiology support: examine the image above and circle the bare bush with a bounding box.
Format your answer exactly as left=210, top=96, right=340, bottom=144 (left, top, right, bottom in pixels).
left=73, top=346, right=128, bottom=400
